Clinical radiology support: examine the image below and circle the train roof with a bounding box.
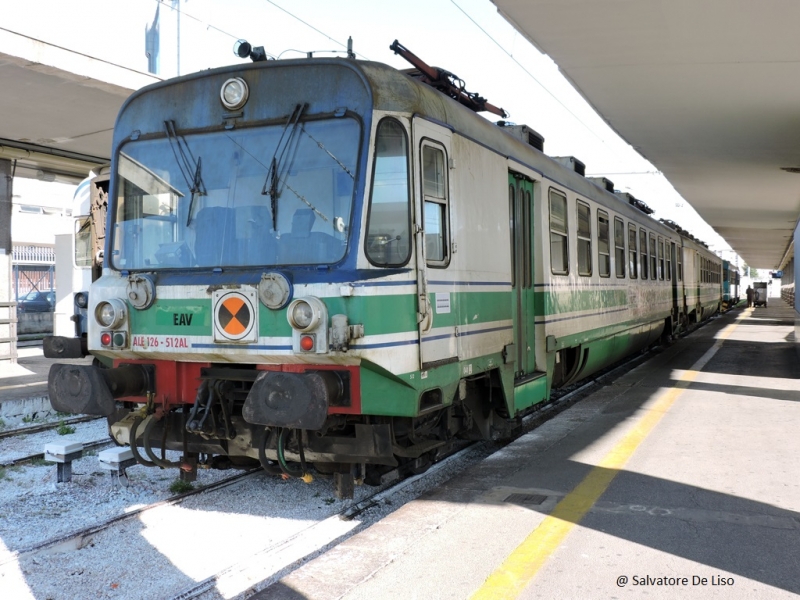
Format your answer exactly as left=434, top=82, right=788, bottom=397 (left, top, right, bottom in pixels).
left=118, top=57, right=720, bottom=258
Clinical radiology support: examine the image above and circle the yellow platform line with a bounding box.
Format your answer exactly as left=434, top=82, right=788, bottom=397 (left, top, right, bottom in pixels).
left=471, top=319, right=741, bottom=600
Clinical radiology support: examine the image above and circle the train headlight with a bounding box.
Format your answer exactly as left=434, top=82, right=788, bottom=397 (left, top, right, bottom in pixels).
left=287, top=297, right=325, bottom=332
left=75, top=292, right=88, bottom=309
left=95, top=299, right=126, bottom=329
left=220, top=77, right=249, bottom=111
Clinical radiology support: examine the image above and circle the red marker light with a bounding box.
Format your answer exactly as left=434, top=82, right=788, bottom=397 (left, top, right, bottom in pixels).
left=300, top=335, right=314, bottom=351
left=100, top=332, right=112, bottom=346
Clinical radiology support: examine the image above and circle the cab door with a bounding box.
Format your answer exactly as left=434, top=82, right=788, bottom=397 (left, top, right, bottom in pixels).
left=413, top=118, right=457, bottom=369
left=509, top=173, right=536, bottom=378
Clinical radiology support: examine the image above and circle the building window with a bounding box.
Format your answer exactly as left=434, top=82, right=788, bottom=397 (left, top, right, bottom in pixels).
left=598, top=209, right=610, bottom=277
left=549, top=188, right=569, bottom=275
left=577, top=200, right=592, bottom=276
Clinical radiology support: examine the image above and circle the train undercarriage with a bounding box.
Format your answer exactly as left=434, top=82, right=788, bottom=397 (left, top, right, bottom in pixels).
left=49, top=360, right=514, bottom=498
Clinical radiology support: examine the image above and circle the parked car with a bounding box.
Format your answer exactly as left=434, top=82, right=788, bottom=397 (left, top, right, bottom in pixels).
left=17, top=290, right=55, bottom=313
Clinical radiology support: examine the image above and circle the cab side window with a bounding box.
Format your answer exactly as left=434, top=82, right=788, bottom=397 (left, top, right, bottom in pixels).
left=365, top=118, right=411, bottom=266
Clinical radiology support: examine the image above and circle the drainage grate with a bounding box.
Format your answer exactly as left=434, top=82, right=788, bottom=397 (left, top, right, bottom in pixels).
left=504, top=493, right=548, bottom=506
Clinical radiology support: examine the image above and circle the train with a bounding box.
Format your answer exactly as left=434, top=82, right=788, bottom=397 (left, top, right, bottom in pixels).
left=722, top=260, right=741, bottom=309
left=47, top=41, right=729, bottom=496
left=48, top=169, right=109, bottom=359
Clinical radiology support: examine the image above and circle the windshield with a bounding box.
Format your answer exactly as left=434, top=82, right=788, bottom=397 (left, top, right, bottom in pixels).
left=111, top=117, right=359, bottom=270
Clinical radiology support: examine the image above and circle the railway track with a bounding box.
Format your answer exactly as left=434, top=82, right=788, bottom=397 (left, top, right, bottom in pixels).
left=0, top=415, right=102, bottom=440
left=0, top=469, right=261, bottom=568
left=0, top=438, right=114, bottom=469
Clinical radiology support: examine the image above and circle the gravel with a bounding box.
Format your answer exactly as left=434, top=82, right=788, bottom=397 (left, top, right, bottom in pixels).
left=0, top=424, right=495, bottom=600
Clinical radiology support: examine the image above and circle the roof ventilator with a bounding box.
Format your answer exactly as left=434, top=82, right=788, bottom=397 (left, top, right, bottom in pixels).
left=587, top=177, right=615, bottom=193
left=615, top=191, right=654, bottom=215
left=553, top=156, right=586, bottom=176
left=495, top=122, right=545, bottom=152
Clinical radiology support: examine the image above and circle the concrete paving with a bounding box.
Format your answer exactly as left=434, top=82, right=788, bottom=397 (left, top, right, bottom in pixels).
left=0, top=343, right=92, bottom=420
left=257, top=303, right=800, bottom=599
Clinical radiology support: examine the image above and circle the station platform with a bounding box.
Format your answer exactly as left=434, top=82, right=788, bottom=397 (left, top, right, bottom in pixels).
left=258, top=302, right=800, bottom=599
left=0, top=344, right=92, bottom=422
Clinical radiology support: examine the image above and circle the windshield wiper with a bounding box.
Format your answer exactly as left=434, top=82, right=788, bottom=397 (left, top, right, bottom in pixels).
left=165, top=120, right=206, bottom=225
left=301, top=125, right=355, bottom=181
left=262, top=103, right=307, bottom=230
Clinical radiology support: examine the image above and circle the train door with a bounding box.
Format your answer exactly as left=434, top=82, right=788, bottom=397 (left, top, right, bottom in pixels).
left=413, top=118, right=457, bottom=369
left=669, top=241, right=679, bottom=325
left=509, top=173, right=536, bottom=378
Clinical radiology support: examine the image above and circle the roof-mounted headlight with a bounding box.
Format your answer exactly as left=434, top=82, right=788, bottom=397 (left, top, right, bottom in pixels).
left=220, top=77, right=249, bottom=111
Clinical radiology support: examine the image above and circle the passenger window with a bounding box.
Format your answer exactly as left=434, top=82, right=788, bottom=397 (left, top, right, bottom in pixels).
left=509, top=184, right=516, bottom=287
left=649, top=233, right=657, bottom=280
left=658, top=237, right=665, bottom=280
left=628, top=223, right=637, bottom=279
left=549, top=189, right=569, bottom=275
left=639, top=228, right=648, bottom=279
left=366, top=119, right=411, bottom=266
left=614, top=217, right=625, bottom=278
left=666, top=242, right=673, bottom=281
left=597, top=210, right=610, bottom=277
left=421, top=143, right=448, bottom=266
left=577, top=200, right=592, bottom=276
left=677, top=246, right=683, bottom=281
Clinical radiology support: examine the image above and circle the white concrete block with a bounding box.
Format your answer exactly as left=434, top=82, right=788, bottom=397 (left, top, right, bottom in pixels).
left=98, top=447, right=134, bottom=465
left=44, top=441, right=84, bottom=457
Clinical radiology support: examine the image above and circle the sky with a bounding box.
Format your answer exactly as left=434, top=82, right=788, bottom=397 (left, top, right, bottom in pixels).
left=8, top=0, right=742, bottom=265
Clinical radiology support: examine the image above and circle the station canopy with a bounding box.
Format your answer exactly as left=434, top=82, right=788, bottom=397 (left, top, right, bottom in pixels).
left=492, top=0, right=800, bottom=269
left=0, top=27, right=159, bottom=183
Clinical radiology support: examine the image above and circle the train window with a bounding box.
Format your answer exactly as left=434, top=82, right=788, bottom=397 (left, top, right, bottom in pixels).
left=628, top=223, right=637, bottom=279
left=649, top=233, right=657, bottom=280
left=677, top=246, right=683, bottom=281
left=577, top=200, right=592, bottom=276
left=597, top=209, right=610, bottom=277
left=639, top=228, right=648, bottom=280
left=422, top=143, right=449, bottom=266
left=614, top=217, right=625, bottom=278
left=666, top=242, right=673, bottom=281
left=366, top=119, right=411, bottom=267
left=509, top=185, right=516, bottom=287
left=113, top=117, right=359, bottom=270
left=523, top=188, right=533, bottom=287
left=658, top=237, right=665, bottom=280
left=75, top=217, right=92, bottom=268
left=549, top=188, right=569, bottom=275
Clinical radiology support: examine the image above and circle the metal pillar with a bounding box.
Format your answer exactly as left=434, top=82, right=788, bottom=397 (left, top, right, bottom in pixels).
left=0, top=159, right=17, bottom=365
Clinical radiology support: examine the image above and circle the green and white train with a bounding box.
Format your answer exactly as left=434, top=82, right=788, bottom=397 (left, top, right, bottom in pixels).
left=47, top=47, right=722, bottom=490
